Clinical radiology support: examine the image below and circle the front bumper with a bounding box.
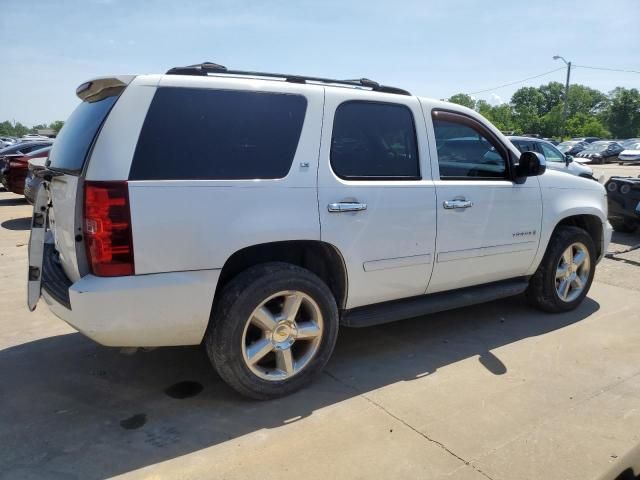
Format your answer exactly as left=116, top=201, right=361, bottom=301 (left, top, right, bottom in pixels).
left=40, top=250, right=221, bottom=347
left=607, top=194, right=640, bottom=221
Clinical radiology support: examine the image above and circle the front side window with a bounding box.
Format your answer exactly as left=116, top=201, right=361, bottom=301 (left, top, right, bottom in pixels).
left=538, top=142, right=564, bottom=162
left=432, top=111, right=507, bottom=179
left=330, top=101, right=419, bottom=180
left=130, top=88, right=307, bottom=180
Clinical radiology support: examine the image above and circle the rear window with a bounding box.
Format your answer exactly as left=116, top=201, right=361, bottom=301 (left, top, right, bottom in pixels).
left=129, top=87, right=307, bottom=180
left=47, top=95, right=119, bottom=173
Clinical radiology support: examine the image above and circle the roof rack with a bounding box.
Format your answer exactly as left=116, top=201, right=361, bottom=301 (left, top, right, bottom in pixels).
left=165, top=62, right=411, bottom=96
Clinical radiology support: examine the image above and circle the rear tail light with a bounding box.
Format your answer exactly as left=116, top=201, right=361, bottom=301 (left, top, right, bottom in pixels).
left=83, top=181, right=135, bottom=276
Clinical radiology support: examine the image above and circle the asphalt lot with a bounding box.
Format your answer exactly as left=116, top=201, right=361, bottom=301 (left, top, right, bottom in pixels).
left=1, top=165, right=640, bottom=480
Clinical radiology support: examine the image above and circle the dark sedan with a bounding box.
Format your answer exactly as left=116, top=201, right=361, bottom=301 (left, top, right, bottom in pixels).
left=557, top=140, right=587, bottom=156
left=576, top=141, right=624, bottom=164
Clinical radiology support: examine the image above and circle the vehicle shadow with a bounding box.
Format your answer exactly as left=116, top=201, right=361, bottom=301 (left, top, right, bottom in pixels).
left=0, top=197, right=27, bottom=206
left=0, top=295, right=599, bottom=479
left=1, top=216, right=31, bottom=231
left=610, top=230, right=640, bottom=250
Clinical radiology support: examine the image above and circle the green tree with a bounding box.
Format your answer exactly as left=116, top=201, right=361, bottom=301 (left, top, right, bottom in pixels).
left=448, top=93, right=476, bottom=109
left=602, top=87, right=640, bottom=138
left=0, top=120, right=15, bottom=136
left=13, top=122, right=30, bottom=137
left=566, top=113, right=610, bottom=138
left=484, top=104, right=516, bottom=132
left=567, top=85, right=608, bottom=117
left=538, top=82, right=565, bottom=116
left=511, top=87, right=545, bottom=133
left=49, top=120, right=65, bottom=133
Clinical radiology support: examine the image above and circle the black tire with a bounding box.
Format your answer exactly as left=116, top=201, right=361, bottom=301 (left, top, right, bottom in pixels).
left=526, top=226, right=596, bottom=313
left=610, top=217, right=638, bottom=233
left=205, top=262, right=339, bottom=400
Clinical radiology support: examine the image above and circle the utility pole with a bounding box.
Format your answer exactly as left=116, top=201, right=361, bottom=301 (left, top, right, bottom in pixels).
left=553, top=55, right=571, bottom=140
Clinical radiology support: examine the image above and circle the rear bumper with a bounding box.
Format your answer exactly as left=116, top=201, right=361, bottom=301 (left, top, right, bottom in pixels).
left=41, top=266, right=220, bottom=347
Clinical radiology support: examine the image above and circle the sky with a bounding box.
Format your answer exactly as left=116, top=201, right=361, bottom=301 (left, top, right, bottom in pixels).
left=1, top=0, right=639, bottom=126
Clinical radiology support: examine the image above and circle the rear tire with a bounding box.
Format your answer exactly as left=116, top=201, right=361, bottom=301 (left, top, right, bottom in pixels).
left=205, top=262, right=339, bottom=400
left=610, top=217, right=638, bottom=233
left=526, top=226, right=596, bottom=313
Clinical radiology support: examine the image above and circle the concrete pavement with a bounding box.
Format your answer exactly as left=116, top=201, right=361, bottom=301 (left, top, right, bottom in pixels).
left=1, top=173, right=640, bottom=479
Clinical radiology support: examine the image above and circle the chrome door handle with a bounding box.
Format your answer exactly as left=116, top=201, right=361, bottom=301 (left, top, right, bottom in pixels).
left=328, top=202, right=367, bottom=213
left=443, top=199, right=473, bottom=209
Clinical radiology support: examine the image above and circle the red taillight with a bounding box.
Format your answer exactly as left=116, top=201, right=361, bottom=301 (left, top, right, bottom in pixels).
left=83, top=181, right=134, bottom=276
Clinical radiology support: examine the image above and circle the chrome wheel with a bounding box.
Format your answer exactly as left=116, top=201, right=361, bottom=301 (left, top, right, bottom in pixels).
left=241, top=290, right=323, bottom=381
left=555, top=242, right=591, bottom=303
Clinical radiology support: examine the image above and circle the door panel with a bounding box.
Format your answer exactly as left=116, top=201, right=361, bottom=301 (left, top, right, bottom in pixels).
left=318, top=91, right=437, bottom=309
left=421, top=104, right=543, bottom=294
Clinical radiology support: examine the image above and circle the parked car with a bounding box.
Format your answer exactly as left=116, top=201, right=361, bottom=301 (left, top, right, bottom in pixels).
left=0, top=146, right=51, bottom=196
left=557, top=140, right=587, bottom=156
left=576, top=141, right=624, bottom=164
left=0, top=141, right=52, bottom=191
left=618, top=143, right=640, bottom=164
left=0, top=137, right=17, bottom=148
left=21, top=134, right=50, bottom=141
left=0, top=141, right=52, bottom=156
left=571, top=137, right=600, bottom=144
left=24, top=155, right=48, bottom=204
left=28, top=63, right=611, bottom=399
left=508, top=136, right=596, bottom=179
left=620, top=138, right=640, bottom=149
left=605, top=176, right=640, bottom=232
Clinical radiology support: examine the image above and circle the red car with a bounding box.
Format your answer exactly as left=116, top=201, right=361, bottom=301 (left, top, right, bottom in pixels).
left=0, top=145, right=52, bottom=196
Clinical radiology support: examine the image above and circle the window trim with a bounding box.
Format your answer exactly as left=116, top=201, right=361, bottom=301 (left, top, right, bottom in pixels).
left=432, top=109, right=514, bottom=181
left=330, top=100, right=421, bottom=181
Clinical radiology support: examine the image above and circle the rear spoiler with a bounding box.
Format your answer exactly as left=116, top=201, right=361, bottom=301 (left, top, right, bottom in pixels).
left=76, top=75, right=136, bottom=102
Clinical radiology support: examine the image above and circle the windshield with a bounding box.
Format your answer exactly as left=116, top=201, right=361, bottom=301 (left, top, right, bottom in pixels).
left=557, top=142, right=577, bottom=152
left=47, top=94, right=119, bottom=173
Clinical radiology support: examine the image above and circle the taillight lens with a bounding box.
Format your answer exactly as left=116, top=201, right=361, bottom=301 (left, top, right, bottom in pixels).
left=83, top=181, right=135, bottom=276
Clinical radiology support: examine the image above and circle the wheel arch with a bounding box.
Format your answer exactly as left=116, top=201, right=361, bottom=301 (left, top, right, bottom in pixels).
left=554, top=214, right=604, bottom=259
left=213, top=240, right=349, bottom=311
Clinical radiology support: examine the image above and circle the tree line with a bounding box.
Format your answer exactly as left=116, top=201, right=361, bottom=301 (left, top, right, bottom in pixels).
left=448, top=83, right=640, bottom=139
left=0, top=120, right=65, bottom=138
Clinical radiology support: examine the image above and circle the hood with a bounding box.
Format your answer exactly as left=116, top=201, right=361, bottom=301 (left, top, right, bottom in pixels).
left=538, top=168, right=605, bottom=192
left=620, top=149, right=640, bottom=156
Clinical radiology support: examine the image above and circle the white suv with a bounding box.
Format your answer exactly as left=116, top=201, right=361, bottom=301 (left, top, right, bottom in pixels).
left=28, top=63, right=612, bottom=399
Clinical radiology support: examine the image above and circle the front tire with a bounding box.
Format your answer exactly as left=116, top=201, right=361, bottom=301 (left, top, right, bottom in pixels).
left=526, top=226, right=596, bottom=313
left=205, top=262, right=339, bottom=400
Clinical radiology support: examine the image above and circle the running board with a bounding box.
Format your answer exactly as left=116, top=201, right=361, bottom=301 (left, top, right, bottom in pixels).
left=340, top=277, right=529, bottom=328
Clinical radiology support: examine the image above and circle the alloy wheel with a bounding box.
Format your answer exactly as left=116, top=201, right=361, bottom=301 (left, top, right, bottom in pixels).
left=241, top=290, right=324, bottom=381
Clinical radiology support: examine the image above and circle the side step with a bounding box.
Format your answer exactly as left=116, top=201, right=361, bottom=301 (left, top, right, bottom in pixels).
left=340, top=277, right=529, bottom=328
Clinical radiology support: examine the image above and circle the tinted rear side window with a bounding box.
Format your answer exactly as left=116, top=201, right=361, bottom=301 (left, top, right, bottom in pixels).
left=48, top=95, right=119, bottom=173
left=331, top=101, right=419, bottom=179
left=129, top=87, right=307, bottom=180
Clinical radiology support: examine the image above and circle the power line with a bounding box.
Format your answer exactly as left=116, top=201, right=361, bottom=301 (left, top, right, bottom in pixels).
left=467, top=67, right=565, bottom=95
left=574, top=64, right=640, bottom=74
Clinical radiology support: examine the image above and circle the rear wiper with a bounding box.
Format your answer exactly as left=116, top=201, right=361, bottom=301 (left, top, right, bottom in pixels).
left=34, top=168, right=65, bottom=180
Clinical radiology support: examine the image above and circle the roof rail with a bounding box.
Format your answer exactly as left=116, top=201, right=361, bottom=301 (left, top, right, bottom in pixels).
left=165, top=62, right=411, bottom=96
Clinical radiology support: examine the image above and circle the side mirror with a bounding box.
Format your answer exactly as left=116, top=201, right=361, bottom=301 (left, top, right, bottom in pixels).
left=515, top=151, right=546, bottom=183
left=565, top=154, right=573, bottom=166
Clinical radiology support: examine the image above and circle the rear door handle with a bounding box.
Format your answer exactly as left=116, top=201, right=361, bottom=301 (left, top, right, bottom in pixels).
left=443, top=199, right=473, bottom=209
left=328, top=202, right=367, bottom=213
